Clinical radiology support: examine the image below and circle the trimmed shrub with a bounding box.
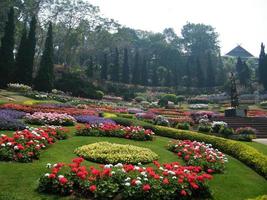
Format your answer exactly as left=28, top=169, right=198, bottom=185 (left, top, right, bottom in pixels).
left=176, top=122, right=190, bottom=130
left=158, top=94, right=178, bottom=107
left=74, top=142, right=159, bottom=164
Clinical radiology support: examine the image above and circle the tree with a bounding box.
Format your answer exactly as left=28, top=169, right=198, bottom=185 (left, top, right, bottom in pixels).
left=236, top=57, right=250, bottom=86
left=122, top=48, right=129, bottom=83
left=111, top=47, right=120, bottom=82
left=132, top=50, right=140, bottom=84
left=101, top=53, right=108, bottom=80
left=34, top=22, right=54, bottom=92
left=206, top=54, right=215, bottom=87
left=0, top=7, right=15, bottom=88
left=196, top=57, right=204, bottom=87
left=15, top=25, right=28, bottom=83
left=258, top=43, right=267, bottom=89
left=181, top=22, right=219, bottom=56
left=86, top=56, right=94, bottom=78
left=152, top=67, right=158, bottom=86
left=141, top=58, right=148, bottom=85
left=24, top=15, right=37, bottom=85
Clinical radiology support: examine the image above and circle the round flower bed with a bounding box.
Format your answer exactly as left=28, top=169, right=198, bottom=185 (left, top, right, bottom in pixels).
left=38, top=157, right=213, bottom=199
left=76, top=123, right=154, bottom=141
left=167, top=140, right=228, bottom=173
left=25, top=112, right=76, bottom=126
left=74, top=142, right=159, bottom=164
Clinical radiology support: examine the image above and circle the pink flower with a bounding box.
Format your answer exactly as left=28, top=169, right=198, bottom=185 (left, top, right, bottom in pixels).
left=89, top=185, right=97, bottom=192
left=142, top=184, right=151, bottom=191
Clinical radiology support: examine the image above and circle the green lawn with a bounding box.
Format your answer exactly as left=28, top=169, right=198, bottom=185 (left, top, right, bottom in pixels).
left=0, top=129, right=266, bottom=200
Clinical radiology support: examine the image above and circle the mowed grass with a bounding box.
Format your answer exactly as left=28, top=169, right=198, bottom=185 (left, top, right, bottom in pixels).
left=0, top=128, right=267, bottom=200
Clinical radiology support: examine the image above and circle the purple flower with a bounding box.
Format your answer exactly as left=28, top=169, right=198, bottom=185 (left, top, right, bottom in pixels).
left=0, top=109, right=26, bottom=130
left=74, top=115, right=115, bottom=124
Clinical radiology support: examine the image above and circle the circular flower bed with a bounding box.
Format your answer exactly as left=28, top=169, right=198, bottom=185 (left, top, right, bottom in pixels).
left=25, top=112, right=76, bottom=126
left=74, top=142, right=159, bottom=164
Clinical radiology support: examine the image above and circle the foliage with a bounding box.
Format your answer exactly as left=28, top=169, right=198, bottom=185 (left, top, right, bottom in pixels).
left=34, top=22, right=54, bottom=92
left=38, top=157, right=212, bottom=199
left=234, top=127, right=257, bottom=142
left=76, top=123, right=154, bottom=141
left=74, top=142, right=159, bottom=164
left=167, top=140, right=228, bottom=173
left=158, top=94, right=178, bottom=107
left=0, top=109, right=26, bottom=130
left=176, top=122, right=190, bottom=130
left=0, top=7, right=15, bottom=88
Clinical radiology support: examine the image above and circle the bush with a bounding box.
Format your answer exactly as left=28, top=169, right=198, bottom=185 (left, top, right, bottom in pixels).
left=219, top=127, right=235, bottom=137
left=198, top=125, right=211, bottom=133
left=234, top=127, right=257, bottom=142
left=176, top=123, right=190, bottom=130
left=95, top=90, right=104, bottom=100
left=188, top=97, right=210, bottom=104
left=74, top=142, right=159, bottom=164
left=7, top=83, right=32, bottom=92
left=135, top=96, right=145, bottom=103
left=158, top=94, right=178, bottom=107
left=109, top=117, right=267, bottom=179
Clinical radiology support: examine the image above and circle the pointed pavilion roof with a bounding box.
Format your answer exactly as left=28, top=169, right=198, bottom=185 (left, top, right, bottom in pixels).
left=225, top=45, right=255, bottom=58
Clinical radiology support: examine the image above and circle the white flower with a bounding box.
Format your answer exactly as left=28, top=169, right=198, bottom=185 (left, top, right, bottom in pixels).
left=124, top=177, right=131, bottom=182
left=14, top=146, right=19, bottom=150
left=1, top=134, right=6, bottom=137
left=45, top=173, right=50, bottom=177
left=1, top=143, right=6, bottom=147
left=124, top=182, right=130, bottom=186
left=7, top=142, right=12, bottom=146
left=46, top=163, right=52, bottom=168
left=58, top=175, right=64, bottom=179
left=172, top=176, right=177, bottom=179
left=141, top=172, right=147, bottom=176
left=134, top=166, right=140, bottom=170
left=111, top=171, right=116, bottom=175
left=115, top=163, right=123, bottom=168
left=138, top=162, right=142, bottom=166
left=137, top=177, right=141, bottom=180
left=135, top=180, right=142, bottom=185
left=143, top=178, right=148, bottom=181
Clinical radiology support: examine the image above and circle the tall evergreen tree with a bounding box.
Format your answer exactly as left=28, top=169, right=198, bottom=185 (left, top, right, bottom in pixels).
left=184, top=56, right=193, bottom=87
left=111, top=48, right=120, bottom=82
left=236, top=57, right=250, bottom=86
left=34, top=22, right=54, bottom=92
left=24, top=15, right=37, bottom=85
left=196, top=57, right=204, bottom=87
left=132, top=50, right=140, bottom=84
left=206, top=54, right=215, bottom=87
left=0, top=7, right=15, bottom=88
left=15, top=25, right=28, bottom=83
left=216, top=53, right=226, bottom=86
left=86, top=56, right=94, bottom=78
left=101, top=53, right=108, bottom=80
left=122, top=48, right=129, bottom=83
left=141, top=58, right=148, bottom=85
left=152, top=67, right=158, bottom=86
left=258, top=43, right=267, bottom=89
left=165, top=69, right=173, bottom=86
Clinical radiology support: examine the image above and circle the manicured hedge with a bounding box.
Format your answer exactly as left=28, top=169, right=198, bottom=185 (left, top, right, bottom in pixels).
left=109, top=117, right=267, bottom=179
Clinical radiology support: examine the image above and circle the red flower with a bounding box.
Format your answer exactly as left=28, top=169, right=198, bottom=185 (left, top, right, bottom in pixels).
left=59, top=177, right=68, bottom=185
left=180, top=190, right=187, bottom=196
left=163, top=178, right=169, bottom=185
left=48, top=174, right=56, bottom=179
left=89, top=185, right=97, bottom=192
left=207, top=169, right=214, bottom=174
left=142, top=184, right=151, bottom=191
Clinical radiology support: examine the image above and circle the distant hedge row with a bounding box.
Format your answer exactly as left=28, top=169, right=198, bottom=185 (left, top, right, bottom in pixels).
left=109, top=116, right=267, bottom=179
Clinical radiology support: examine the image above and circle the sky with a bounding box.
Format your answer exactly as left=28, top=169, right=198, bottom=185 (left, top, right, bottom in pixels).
left=89, top=0, right=267, bottom=57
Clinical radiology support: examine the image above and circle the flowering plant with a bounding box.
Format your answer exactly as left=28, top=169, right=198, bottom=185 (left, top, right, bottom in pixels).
left=7, top=83, right=32, bottom=92
left=167, top=140, right=228, bottom=173
left=211, top=121, right=228, bottom=133
left=74, top=115, right=115, bottom=124
left=0, top=126, right=69, bottom=162
left=76, top=123, right=154, bottom=141
left=38, top=157, right=213, bottom=199
left=234, top=127, right=257, bottom=141
left=0, top=109, right=26, bottom=130
left=25, top=112, right=76, bottom=126
left=74, top=142, right=159, bottom=164
left=189, top=104, right=209, bottom=109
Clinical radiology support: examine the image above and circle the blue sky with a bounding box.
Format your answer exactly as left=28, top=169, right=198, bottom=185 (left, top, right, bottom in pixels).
left=90, top=0, right=267, bottom=57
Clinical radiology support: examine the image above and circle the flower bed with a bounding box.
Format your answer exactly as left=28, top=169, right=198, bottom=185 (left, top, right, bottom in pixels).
left=189, top=104, right=209, bottom=109
left=7, top=83, right=32, bottom=92
left=233, top=127, right=257, bottom=141
left=74, top=115, right=115, bottom=124
left=0, top=109, right=26, bottom=130
left=0, top=103, right=97, bottom=116
left=25, top=112, right=76, bottom=126
left=0, top=126, right=69, bottom=162
left=148, top=108, right=190, bottom=116
left=38, top=157, right=213, bottom=199
left=167, top=140, right=228, bottom=173
left=76, top=123, right=154, bottom=141
left=74, top=142, right=159, bottom=164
